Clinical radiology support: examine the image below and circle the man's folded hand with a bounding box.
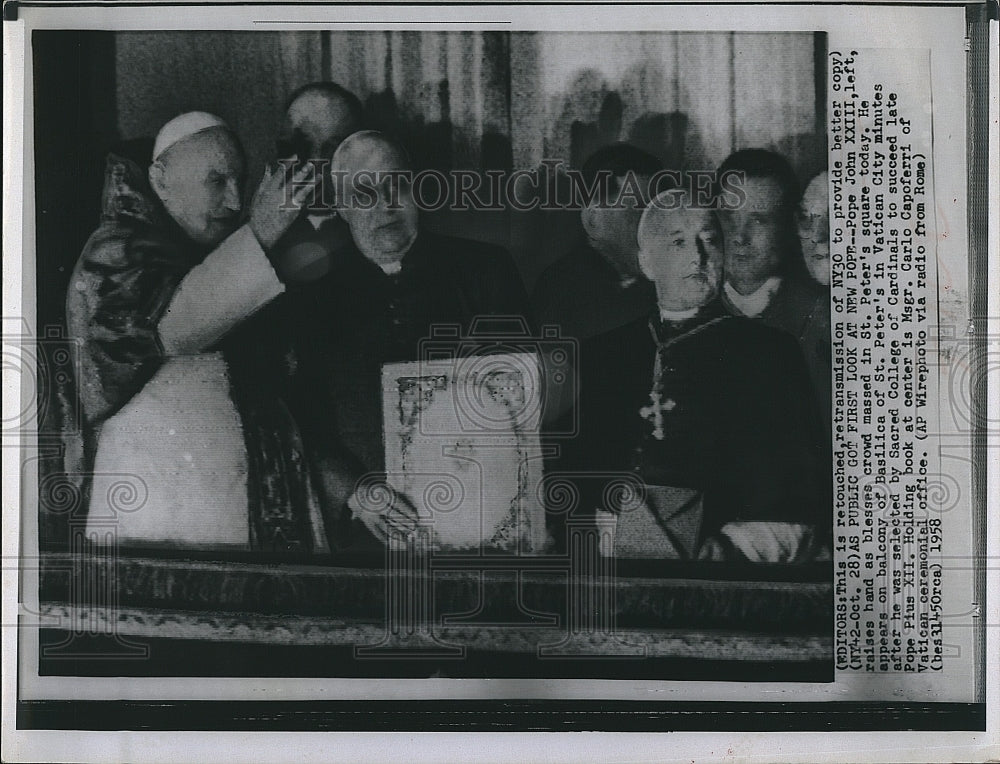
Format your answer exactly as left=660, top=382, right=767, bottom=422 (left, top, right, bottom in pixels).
left=348, top=479, right=424, bottom=550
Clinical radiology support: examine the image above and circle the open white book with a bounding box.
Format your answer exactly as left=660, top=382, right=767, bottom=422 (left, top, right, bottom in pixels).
left=381, top=352, right=547, bottom=553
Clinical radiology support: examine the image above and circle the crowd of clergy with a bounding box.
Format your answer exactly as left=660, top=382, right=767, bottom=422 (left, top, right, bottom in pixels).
left=66, top=81, right=832, bottom=563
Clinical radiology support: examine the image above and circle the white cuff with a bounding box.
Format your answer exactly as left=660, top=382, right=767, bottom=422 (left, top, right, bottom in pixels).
left=158, top=225, right=285, bottom=355
left=712, top=522, right=817, bottom=563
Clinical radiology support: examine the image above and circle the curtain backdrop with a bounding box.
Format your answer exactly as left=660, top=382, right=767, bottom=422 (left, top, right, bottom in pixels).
left=112, top=30, right=824, bottom=282
left=513, top=32, right=823, bottom=177
left=115, top=30, right=822, bottom=173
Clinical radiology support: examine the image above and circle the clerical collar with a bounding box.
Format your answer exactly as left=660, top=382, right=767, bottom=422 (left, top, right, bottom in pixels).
left=364, top=233, right=417, bottom=276
left=649, top=300, right=729, bottom=346
left=306, top=212, right=336, bottom=230
left=723, top=276, right=782, bottom=317
left=658, top=306, right=701, bottom=324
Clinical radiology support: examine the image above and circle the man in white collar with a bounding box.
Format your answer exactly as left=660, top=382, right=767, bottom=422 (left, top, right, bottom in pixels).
left=637, top=192, right=724, bottom=327
left=331, top=131, right=420, bottom=274
left=715, top=149, right=831, bottom=435
left=576, top=190, right=828, bottom=562
left=290, top=131, right=532, bottom=549
left=717, top=148, right=801, bottom=315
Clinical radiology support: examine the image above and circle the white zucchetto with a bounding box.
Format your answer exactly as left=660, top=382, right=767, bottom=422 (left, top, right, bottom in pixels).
left=152, top=111, right=230, bottom=162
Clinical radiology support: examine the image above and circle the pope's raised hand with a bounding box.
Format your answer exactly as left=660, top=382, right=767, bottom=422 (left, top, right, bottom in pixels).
left=249, top=158, right=316, bottom=251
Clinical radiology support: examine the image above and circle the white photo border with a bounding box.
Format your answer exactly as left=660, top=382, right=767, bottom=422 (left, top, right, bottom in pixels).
left=2, top=2, right=996, bottom=761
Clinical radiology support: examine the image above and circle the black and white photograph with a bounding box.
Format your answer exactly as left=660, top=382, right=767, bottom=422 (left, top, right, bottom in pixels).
left=27, top=25, right=834, bottom=681
left=2, top=2, right=994, bottom=760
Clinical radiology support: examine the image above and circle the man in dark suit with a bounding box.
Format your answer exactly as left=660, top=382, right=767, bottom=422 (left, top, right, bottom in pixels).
left=715, top=149, right=831, bottom=436
left=269, top=81, right=365, bottom=276
left=576, top=191, right=828, bottom=562
left=292, top=131, right=532, bottom=549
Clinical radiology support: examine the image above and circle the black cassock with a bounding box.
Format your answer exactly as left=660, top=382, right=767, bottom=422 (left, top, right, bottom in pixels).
left=285, top=230, right=532, bottom=548
left=559, top=298, right=830, bottom=550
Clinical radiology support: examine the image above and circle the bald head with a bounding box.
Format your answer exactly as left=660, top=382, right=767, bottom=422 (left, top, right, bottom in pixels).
left=331, top=130, right=409, bottom=176
left=331, top=131, right=418, bottom=267
left=637, top=192, right=724, bottom=312
left=280, top=82, right=363, bottom=163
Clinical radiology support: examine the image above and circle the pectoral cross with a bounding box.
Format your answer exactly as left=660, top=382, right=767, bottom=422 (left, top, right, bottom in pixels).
left=639, top=390, right=676, bottom=441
